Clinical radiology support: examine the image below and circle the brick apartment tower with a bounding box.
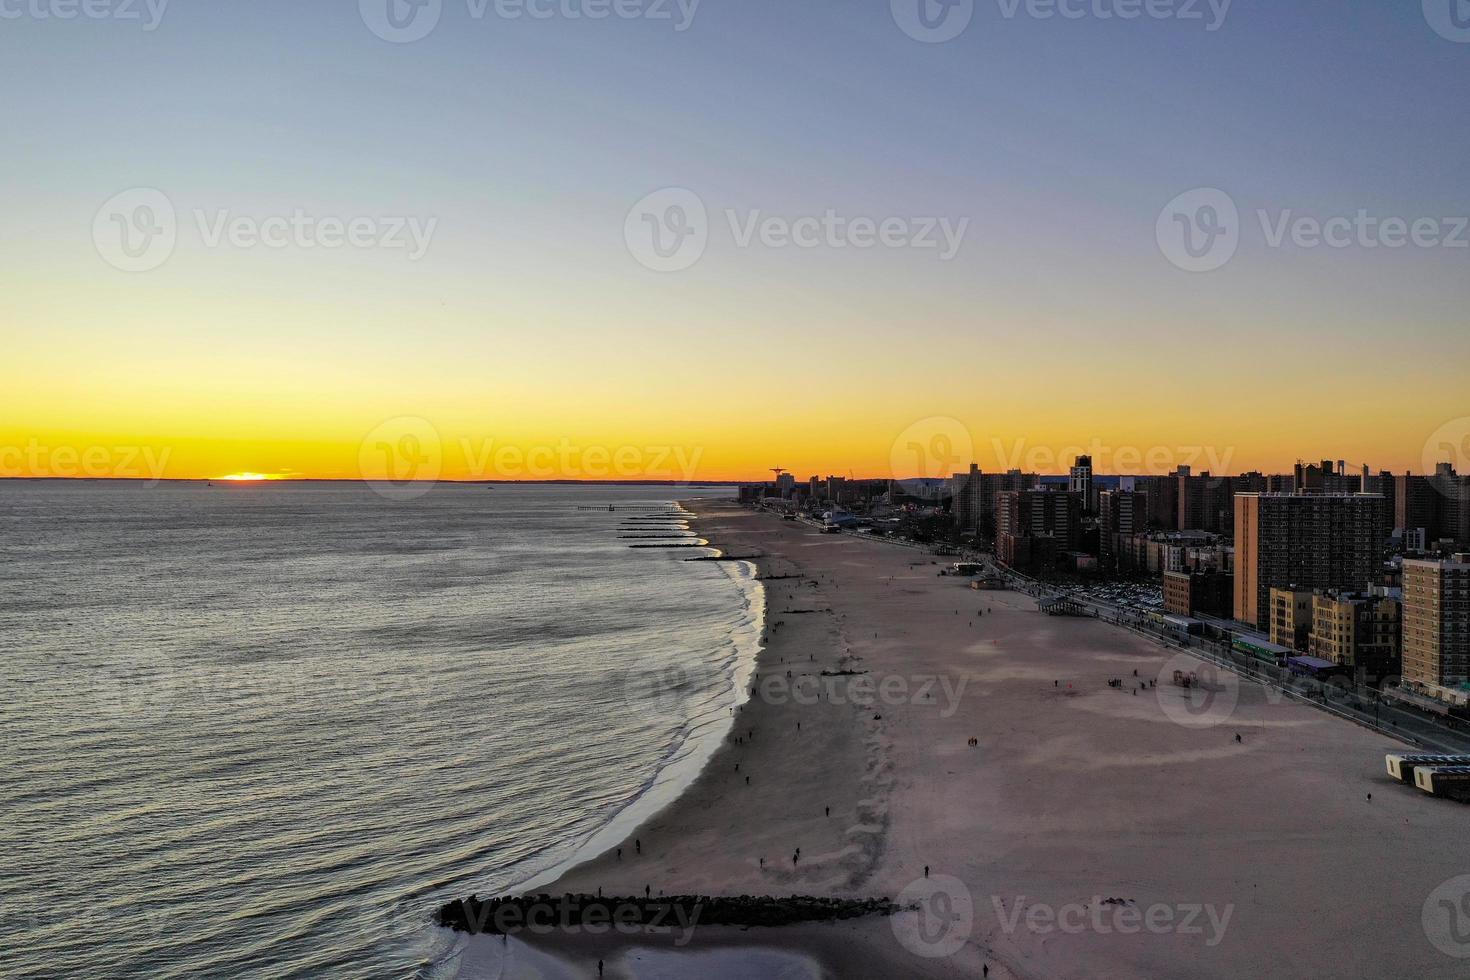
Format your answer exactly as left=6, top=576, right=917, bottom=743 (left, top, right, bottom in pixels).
left=1402, top=556, right=1470, bottom=692
left=1233, top=493, right=1386, bottom=630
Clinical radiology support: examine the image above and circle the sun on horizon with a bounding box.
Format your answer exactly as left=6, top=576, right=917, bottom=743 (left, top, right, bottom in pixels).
left=214, top=473, right=286, bottom=482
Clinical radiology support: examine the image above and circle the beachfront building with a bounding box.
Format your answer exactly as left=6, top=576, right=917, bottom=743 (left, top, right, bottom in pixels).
left=996, top=489, right=1081, bottom=574
left=1270, top=587, right=1315, bottom=652
left=1307, top=589, right=1401, bottom=687
left=1234, top=493, right=1387, bottom=631
left=951, top=465, right=1034, bottom=540
left=1402, top=555, right=1470, bottom=700
left=1097, top=489, right=1147, bottom=572
left=1164, top=569, right=1233, bottom=619
left=1111, top=529, right=1228, bottom=578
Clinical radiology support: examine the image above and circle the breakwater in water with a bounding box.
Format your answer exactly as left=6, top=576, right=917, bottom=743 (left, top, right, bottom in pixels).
left=436, top=893, right=899, bottom=934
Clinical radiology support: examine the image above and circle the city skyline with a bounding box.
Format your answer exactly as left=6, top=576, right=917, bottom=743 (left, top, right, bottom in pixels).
left=0, top=420, right=1464, bottom=484
left=3, top=420, right=1468, bottom=483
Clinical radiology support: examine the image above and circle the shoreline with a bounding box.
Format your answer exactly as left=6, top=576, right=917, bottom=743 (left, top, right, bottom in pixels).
left=439, top=500, right=771, bottom=978
left=450, top=500, right=1470, bottom=980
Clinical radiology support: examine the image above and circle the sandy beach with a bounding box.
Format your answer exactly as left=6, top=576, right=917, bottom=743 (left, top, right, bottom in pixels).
left=455, top=499, right=1470, bottom=979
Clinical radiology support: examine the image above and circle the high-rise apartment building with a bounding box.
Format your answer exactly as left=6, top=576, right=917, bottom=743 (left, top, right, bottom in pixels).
left=1394, top=465, right=1470, bottom=547
left=1098, top=489, right=1148, bottom=572
left=1069, top=455, right=1095, bottom=515
left=1132, top=474, right=1177, bottom=530
left=1178, top=471, right=1267, bottom=533
left=952, top=465, right=1034, bottom=538
left=1234, top=493, right=1387, bottom=630
left=1402, top=555, right=1470, bottom=695
left=996, top=489, right=1082, bottom=571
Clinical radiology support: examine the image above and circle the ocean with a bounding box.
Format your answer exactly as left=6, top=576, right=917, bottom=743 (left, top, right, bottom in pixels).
left=0, top=481, right=757, bottom=978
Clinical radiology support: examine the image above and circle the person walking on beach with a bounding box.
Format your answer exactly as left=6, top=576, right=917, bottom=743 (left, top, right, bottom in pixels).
left=616, top=848, right=622, bottom=860
left=924, top=865, right=929, bottom=878
left=635, top=838, right=641, bottom=854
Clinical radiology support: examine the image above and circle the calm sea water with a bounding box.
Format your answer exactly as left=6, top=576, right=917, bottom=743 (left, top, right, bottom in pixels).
left=0, top=482, right=756, bottom=979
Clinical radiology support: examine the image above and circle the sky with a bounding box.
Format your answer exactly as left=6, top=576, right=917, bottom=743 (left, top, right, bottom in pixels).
left=3, top=0, right=1469, bottom=482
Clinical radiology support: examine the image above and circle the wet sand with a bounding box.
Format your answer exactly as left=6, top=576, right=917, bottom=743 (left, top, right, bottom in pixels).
left=456, top=500, right=1470, bottom=978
